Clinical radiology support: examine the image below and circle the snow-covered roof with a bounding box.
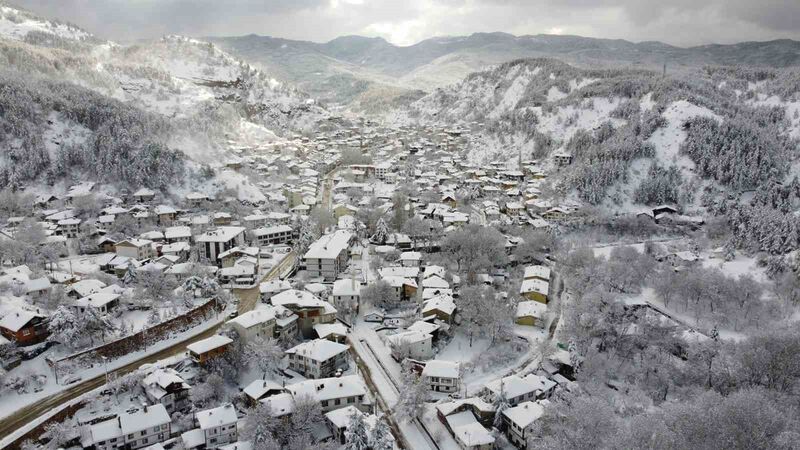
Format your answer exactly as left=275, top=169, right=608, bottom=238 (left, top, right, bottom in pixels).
left=516, top=301, right=547, bottom=319
left=485, top=374, right=556, bottom=400
left=0, top=310, right=44, bottom=332
left=386, top=330, right=431, bottom=346
left=271, top=289, right=329, bottom=310
left=195, top=226, right=245, bottom=243
left=227, top=309, right=276, bottom=329
left=259, top=392, right=295, bottom=417
left=422, top=275, right=449, bottom=289
left=332, top=278, right=361, bottom=296
left=243, top=379, right=285, bottom=400
left=523, top=265, right=551, bottom=281
left=181, top=428, right=206, bottom=449
left=304, top=230, right=352, bottom=260
left=422, top=294, right=456, bottom=316
left=325, top=405, right=363, bottom=429
left=407, top=320, right=440, bottom=335
left=314, top=323, right=348, bottom=340
left=520, top=278, right=549, bottom=296
left=286, top=375, right=366, bottom=403
left=422, top=360, right=460, bottom=379
left=503, top=401, right=545, bottom=429
left=187, top=334, right=233, bottom=355
left=196, top=404, right=237, bottom=429
left=259, top=279, right=291, bottom=294
left=286, top=338, right=349, bottom=362
left=378, top=266, right=419, bottom=279
left=119, top=404, right=170, bottom=434
left=446, top=411, right=494, bottom=447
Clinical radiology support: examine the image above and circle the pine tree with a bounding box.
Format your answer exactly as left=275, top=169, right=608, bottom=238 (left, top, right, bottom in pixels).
left=123, top=264, right=137, bottom=285
left=372, top=218, right=389, bottom=245
left=344, top=409, right=370, bottom=450
left=369, top=416, right=394, bottom=450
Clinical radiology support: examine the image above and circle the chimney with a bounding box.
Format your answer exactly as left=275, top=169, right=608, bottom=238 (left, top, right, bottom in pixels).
left=143, top=404, right=148, bottom=413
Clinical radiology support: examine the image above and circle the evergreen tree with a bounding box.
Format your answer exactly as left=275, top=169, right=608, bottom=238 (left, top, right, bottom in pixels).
left=369, top=416, right=394, bottom=450
left=344, top=410, right=370, bottom=450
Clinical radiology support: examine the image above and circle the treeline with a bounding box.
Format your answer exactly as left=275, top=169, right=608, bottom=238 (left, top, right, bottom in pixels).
left=533, top=248, right=800, bottom=449
left=0, top=70, right=185, bottom=189
left=681, top=108, right=794, bottom=191
left=566, top=117, right=659, bottom=204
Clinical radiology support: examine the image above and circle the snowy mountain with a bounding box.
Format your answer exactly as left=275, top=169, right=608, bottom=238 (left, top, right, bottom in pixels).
left=0, top=2, right=327, bottom=193
left=399, top=58, right=800, bottom=213
left=209, top=32, right=800, bottom=108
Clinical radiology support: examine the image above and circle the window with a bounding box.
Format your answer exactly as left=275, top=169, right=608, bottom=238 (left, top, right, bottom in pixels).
left=347, top=397, right=355, bottom=404
left=141, top=431, right=147, bottom=436
left=335, top=398, right=341, bottom=405
left=22, top=329, right=30, bottom=336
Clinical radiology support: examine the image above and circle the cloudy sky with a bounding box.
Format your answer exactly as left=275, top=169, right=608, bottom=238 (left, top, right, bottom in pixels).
left=12, top=0, right=800, bottom=47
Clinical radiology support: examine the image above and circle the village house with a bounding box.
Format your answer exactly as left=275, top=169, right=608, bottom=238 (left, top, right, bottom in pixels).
left=519, top=277, right=550, bottom=304
left=286, top=338, right=350, bottom=378
left=331, top=278, right=361, bottom=314
left=164, top=226, right=192, bottom=244
left=133, top=188, right=157, bottom=203
left=422, top=294, right=457, bottom=323
left=0, top=310, right=48, bottom=346
left=515, top=301, right=548, bottom=327
left=187, top=335, right=233, bottom=364
left=422, top=360, right=461, bottom=393
left=115, top=239, right=155, bottom=261
left=195, top=404, right=238, bottom=448
left=81, top=403, right=171, bottom=450
left=242, top=379, right=287, bottom=407
left=57, top=218, right=81, bottom=238
left=314, top=322, right=349, bottom=344
left=226, top=308, right=277, bottom=344
left=484, top=374, right=556, bottom=406
left=303, top=230, right=354, bottom=281
left=253, top=225, right=294, bottom=246
left=141, top=368, right=191, bottom=413
left=270, top=289, right=337, bottom=338
left=195, top=226, right=246, bottom=264
left=386, top=330, right=434, bottom=361
left=259, top=279, right=291, bottom=301
left=502, top=401, right=546, bottom=449
left=286, top=375, right=370, bottom=414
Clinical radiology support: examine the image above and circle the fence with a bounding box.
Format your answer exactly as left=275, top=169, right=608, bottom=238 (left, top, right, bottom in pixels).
left=48, top=298, right=221, bottom=379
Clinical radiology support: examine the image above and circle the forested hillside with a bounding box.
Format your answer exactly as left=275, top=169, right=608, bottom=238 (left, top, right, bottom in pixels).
left=0, top=2, right=328, bottom=194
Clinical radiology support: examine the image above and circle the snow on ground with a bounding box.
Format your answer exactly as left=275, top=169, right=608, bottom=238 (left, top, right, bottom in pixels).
left=546, top=86, right=567, bottom=102
left=0, top=5, right=92, bottom=42
left=0, top=313, right=225, bottom=422
left=640, top=92, right=656, bottom=111
left=490, top=69, right=531, bottom=118
left=648, top=100, right=721, bottom=170
left=42, top=112, right=92, bottom=159
left=700, top=253, right=769, bottom=283
left=536, top=97, right=623, bottom=142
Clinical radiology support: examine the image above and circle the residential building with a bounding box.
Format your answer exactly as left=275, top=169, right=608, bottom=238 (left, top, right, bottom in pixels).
left=196, top=227, right=246, bottom=264
left=226, top=309, right=276, bottom=344
left=286, top=375, right=369, bottom=413
left=303, top=230, right=353, bottom=281
left=422, top=360, right=461, bottom=393
left=286, top=338, right=350, bottom=379
left=195, top=404, right=238, bottom=448
left=187, top=335, right=233, bottom=364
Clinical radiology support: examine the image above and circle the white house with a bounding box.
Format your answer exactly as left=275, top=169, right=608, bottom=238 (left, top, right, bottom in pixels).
left=80, top=403, right=171, bottom=450
left=332, top=278, right=361, bottom=313
left=386, top=330, right=433, bottom=361
left=286, top=338, right=350, bottom=379
left=196, top=227, right=246, bottom=264
left=303, top=230, right=353, bottom=281
left=226, top=308, right=277, bottom=344
left=195, top=404, right=238, bottom=448
left=502, top=401, right=545, bottom=449
left=286, top=375, right=369, bottom=413
left=422, top=360, right=461, bottom=393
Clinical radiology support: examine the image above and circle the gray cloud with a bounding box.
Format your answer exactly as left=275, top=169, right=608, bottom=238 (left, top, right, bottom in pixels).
left=9, top=0, right=800, bottom=46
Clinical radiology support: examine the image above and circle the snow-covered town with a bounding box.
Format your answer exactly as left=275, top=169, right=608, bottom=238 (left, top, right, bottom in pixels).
left=2, top=2, right=800, bottom=450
